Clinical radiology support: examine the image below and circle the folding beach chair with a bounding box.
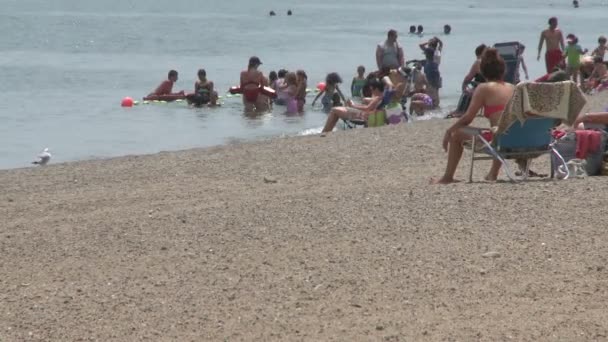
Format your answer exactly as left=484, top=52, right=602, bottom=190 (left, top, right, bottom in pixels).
left=341, top=89, right=393, bottom=129
left=463, top=79, right=587, bottom=182
left=462, top=117, right=569, bottom=182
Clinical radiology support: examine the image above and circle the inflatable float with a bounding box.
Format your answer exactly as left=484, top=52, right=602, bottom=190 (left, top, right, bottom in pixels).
left=142, top=94, right=188, bottom=102
left=229, top=85, right=277, bottom=98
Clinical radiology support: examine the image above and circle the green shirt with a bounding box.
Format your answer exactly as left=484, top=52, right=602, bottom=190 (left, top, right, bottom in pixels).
left=564, top=44, right=584, bottom=67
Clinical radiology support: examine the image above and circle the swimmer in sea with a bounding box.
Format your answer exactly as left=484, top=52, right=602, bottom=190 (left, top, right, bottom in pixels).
left=240, top=56, right=269, bottom=112
left=443, top=24, right=451, bottom=35
left=409, top=25, right=416, bottom=35
left=417, top=25, right=424, bottom=36
left=147, top=70, right=185, bottom=98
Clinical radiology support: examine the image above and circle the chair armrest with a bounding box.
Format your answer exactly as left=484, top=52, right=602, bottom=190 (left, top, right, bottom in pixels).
left=460, top=127, right=486, bottom=135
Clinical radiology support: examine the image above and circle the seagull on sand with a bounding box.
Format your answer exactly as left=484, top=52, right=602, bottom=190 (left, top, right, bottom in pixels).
left=32, top=148, right=51, bottom=166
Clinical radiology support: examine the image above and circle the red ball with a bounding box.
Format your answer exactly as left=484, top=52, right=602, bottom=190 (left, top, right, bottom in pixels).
left=316, top=82, right=326, bottom=92
left=121, top=97, right=134, bottom=107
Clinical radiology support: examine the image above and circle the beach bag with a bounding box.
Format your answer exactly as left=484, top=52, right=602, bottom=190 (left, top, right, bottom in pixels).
left=551, top=131, right=608, bottom=176
left=385, top=102, right=403, bottom=125
left=366, top=110, right=386, bottom=127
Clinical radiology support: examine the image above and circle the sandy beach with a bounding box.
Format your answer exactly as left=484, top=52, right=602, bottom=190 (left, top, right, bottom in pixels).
left=2, top=99, right=608, bottom=341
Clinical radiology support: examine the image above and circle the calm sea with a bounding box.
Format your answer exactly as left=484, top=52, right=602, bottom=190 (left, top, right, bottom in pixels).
left=1, top=0, right=606, bottom=169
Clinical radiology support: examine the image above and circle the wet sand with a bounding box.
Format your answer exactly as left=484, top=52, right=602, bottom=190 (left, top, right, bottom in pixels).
left=2, top=96, right=608, bottom=341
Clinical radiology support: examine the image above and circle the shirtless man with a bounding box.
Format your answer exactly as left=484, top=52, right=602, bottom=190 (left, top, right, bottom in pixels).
left=537, top=17, right=565, bottom=73
left=376, top=29, right=405, bottom=70
left=146, top=70, right=185, bottom=99
left=240, top=56, right=269, bottom=113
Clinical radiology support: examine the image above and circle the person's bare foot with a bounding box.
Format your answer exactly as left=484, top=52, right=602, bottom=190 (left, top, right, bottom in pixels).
left=484, top=174, right=498, bottom=182
left=430, top=177, right=461, bottom=184
left=320, top=132, right=328, bottom=137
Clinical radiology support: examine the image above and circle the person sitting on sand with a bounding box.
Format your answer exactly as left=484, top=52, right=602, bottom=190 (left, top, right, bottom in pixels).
left=148, top=70, right=185, bottom=98
left=586, top=56, right=608, bottom=92
left=187, top=69, right=218, bottom=107
left=592, top=36, right=607, bottom=61
left=320, top=78, right=384, bottom=134
left=433, top=48, right=515, bottom=184
left=379, top=67, right=408, bottom=103
left=240, top=56, right=269, bottom=112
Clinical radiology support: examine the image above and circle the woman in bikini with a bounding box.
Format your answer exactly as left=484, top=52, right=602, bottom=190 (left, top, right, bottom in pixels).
left=433, top=48, right=515, bottom=184
left=240, top=56, right=269, bottom=113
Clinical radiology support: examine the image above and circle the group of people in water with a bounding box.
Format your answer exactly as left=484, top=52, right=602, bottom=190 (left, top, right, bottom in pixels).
left=144, top=16, right=607, bottom=136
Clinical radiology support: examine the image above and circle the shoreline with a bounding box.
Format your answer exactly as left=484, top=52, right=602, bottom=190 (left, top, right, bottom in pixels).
left=2, top=107, right=608, bottom=340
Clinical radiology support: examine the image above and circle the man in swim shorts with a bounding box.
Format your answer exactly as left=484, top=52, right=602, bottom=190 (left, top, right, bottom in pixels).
left=537, top=17, right=565, bottom=73
left=148, top=70, right=185, bottom=98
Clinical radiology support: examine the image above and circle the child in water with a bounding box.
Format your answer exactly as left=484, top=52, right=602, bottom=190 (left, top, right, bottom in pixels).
left=563, top=35, right=587, bottom=84
left=187, top=69, right=218, bottom=107
left=284, top=72, right=299, bottom=113
left=312, top=72, right=347, bottom=113
left=274, top=69, right=289, bottom=105
left=296, top=70, right=308, bottom=112
left=350, top=65, right=366, bottom=98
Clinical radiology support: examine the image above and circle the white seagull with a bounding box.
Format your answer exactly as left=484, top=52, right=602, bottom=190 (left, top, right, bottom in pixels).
left=32, top=148, right=51, bottom=166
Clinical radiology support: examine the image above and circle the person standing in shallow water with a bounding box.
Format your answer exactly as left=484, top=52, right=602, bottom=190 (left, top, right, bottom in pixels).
left=537, top=17, right=565, bottom=73
left=240, top=56, right=269, bottom=113
left=376, top=29, right=405, bottom=71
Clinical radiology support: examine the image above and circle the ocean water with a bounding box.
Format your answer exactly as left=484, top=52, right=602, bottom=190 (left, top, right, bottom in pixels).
left=1, top=0, right=606, bottom=169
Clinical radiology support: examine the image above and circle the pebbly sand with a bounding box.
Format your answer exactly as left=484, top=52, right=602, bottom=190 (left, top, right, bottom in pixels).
left=2, top=95, right=608, bottom=341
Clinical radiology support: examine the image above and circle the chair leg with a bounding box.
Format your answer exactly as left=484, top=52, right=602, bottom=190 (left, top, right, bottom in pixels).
left=522, top=159, right=531, bottom=181
left=477, top=136, right=517, bottom=182
left=551, top=147, right=570, bottom=179
left=469, top=135, right=476, bottom=183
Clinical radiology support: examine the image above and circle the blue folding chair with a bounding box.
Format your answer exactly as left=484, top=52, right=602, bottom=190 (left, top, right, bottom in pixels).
left=462, top=117, right=569, bottom=182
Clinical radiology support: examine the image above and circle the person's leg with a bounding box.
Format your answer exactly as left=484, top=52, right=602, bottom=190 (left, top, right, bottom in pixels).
left=210, top=91, right=218, bottom=106
left=433, top=130, right=471, bottom=183
left=486, top=159, right=502, bottom=181
left=255, top=95, right=270, bottom=112
left=322, top=107, right=348, bottom=133
left=427, top=86, right=439, bottom=108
